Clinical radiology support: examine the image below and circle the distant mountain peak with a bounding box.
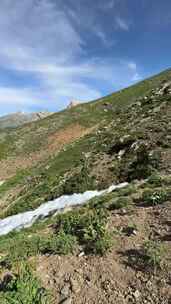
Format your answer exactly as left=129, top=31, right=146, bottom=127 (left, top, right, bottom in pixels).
left=67, top=100, right=81, bottom=109
left=0, top=111, right=53, bottom=129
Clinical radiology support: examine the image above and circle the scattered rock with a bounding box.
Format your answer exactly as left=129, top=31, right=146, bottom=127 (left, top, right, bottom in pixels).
left=59, top=297, right=72, bottom=304
left=67, top=100, right=81, bottom=109
left=134, top=289, right=141, bottom=300
left=78, top=252, right=85, bottom=257
left=70, top=278, right=81, bottom=294
left=60, top=284, right=70, bottom=298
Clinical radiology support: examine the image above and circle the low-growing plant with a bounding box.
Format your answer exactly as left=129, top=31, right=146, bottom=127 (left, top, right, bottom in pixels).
left=147, top=173, right=162, bottom=187
left=142, top=189, right=168, bottom=206
left=142, top=240, right=165, bottom=271
left=109, top=196, right=133, bottom=210
left=0, top=234, right=43, bottom=263
left=62, top=158, right=96, bottom=194
left=40, top=231, right=77, bottom=255
left=116, top=184, right=136, bottom=196
left=54, top=208, right=112, bottom=255
left=91, top=232, right=113, bottom=255
left=162, top=175, right=171, bottom=186
left=0, top=262, right=49, bottom=304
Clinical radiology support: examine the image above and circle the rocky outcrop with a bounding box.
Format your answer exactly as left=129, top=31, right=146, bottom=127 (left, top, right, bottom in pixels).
left=67, top=100, right=81, bottom=109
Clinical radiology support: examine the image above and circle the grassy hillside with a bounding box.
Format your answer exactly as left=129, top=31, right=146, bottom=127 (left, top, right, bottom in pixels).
left=0, top=68, right=171, bottom=303
left=0, top=68, right=170, bottom=179
left=0, top=68, right=171, bottom=216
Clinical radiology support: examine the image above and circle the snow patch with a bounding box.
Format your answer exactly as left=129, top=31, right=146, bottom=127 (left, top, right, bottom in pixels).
left=0, top=182, right=128, bottom=236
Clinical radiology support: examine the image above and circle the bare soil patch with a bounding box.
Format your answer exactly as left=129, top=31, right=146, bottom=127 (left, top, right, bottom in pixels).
left=36, top=202, right=171, bottom=304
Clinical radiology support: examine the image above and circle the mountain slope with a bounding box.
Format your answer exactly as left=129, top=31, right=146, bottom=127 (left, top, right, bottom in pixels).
left=0, top=68, right=171, bottom=303
left=0, top=68, right=170, bottom=217
left=0, top=68, right=171, bottom=179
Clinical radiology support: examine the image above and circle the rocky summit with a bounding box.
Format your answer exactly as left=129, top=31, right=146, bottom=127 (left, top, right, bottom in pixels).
left=67, top=100, right=81, bottom=109
left=0, top=69, right=171, bottom=303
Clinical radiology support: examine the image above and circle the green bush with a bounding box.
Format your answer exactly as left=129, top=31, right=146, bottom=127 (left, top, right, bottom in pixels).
left=55, top=209, right=112, bottom=255
left=0, top=263, right=49, bottom=304
left=41, top=231, right=77, bottom=255
left=147, top=173, right=162, bottom=187
left=116, top=185, right=136, bottom=196
left=142, top=189, right=168, bottom=206
left=142, top=240, right=165, bottom=271
left=91, top=232, right=113, bottom=255
left=149, top=150, right=161, bottom=169
left=109, top=196, right=133, bottom=210
left=0, top=234, right=42, bottom=263
left=62, top=159, right=96, bottom=194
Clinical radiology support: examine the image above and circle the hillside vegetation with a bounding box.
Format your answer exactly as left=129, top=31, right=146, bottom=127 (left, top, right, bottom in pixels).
left=0, top=69, right=171, bottom=303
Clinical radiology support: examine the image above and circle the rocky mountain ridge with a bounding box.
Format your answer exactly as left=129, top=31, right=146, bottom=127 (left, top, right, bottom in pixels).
left=0, top=111, right=53, bottom=129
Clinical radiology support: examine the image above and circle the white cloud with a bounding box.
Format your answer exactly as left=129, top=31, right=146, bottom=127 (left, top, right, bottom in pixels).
left=0, top=0, right=139, bottom=114
left=115, top=17, right=130, bottom=31
left=128, top=62, right=137, bottom=70
left=0, top=87, right=44, bottom=106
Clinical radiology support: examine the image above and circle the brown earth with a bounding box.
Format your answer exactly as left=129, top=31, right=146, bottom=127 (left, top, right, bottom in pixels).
left=36, top=201, right=171, bottom=304
left=0, top=124, right=94, bottom=180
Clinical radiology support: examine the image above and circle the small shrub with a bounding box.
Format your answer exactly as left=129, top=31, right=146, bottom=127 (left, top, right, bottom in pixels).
left=41, top=231, right=77, bottom=255
left=82, top=219, right=113, bottom=255
left=62, top=159, right=96, bottom=194
left=149, top=150, right=161, bottom=169
left=142, top=189, right=168, bottom=206
left=0, top=234, right=42, bottom=263
left=162, top=175, right=171, bottom=186
left=147, top=173, right=162, bottom=187
left=55, top=209, right=107, bottom=237
left=142, top=240, right=165, bottom=271
left=0, top=263, right=49, bottom=304
left=116, top=185, right=136, bottom=196
left=109, top=196, right=133, bottom=210
left=92, top=232, right=113, bottom=255
left=55, top=210, right=84, bottom=235
left=127, top=162, right=152, bottom=181
left=55, top=209, right=112, bottom=255
left=88, top=193, right=113, bottom=210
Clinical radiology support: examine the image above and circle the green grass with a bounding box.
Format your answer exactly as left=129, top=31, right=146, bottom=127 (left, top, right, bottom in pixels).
left=0, top=68, right=171, bottom=217
left=142, top=240, right=165, bottom=271
left=54, top=208, right=113, bottom=255
left=1, top=69, right=171, bottom=159
left=142, top=188, right=170, bottom=206
left=40, top=230, right=77, bottom=255
left=109, top=196, right=133, bottom=210
left=0, top=262, right=49, bottom=304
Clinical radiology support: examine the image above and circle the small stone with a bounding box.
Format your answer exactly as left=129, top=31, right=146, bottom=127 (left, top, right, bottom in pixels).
left=78, top=252, right=85, bottom=257
left=120, top=208, right=127, bottom=215
left=132, top=229, right=137, bottom=236
left=70, top=278, right=81, bottom=294
left=60, top=298, right=72, bottom=304
left=60, top=284, right=70, bottom=297
left=134, top=290, right=141, bottom=299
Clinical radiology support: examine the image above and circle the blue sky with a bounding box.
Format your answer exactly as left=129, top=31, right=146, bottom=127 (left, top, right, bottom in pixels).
left=0, top=0, right=171, bottom=115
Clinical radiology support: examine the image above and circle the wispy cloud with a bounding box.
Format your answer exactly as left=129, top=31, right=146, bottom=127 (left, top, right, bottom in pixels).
left=0, top=0, right=138, bottom=114
left=115, top=16, right=130, bottom=31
